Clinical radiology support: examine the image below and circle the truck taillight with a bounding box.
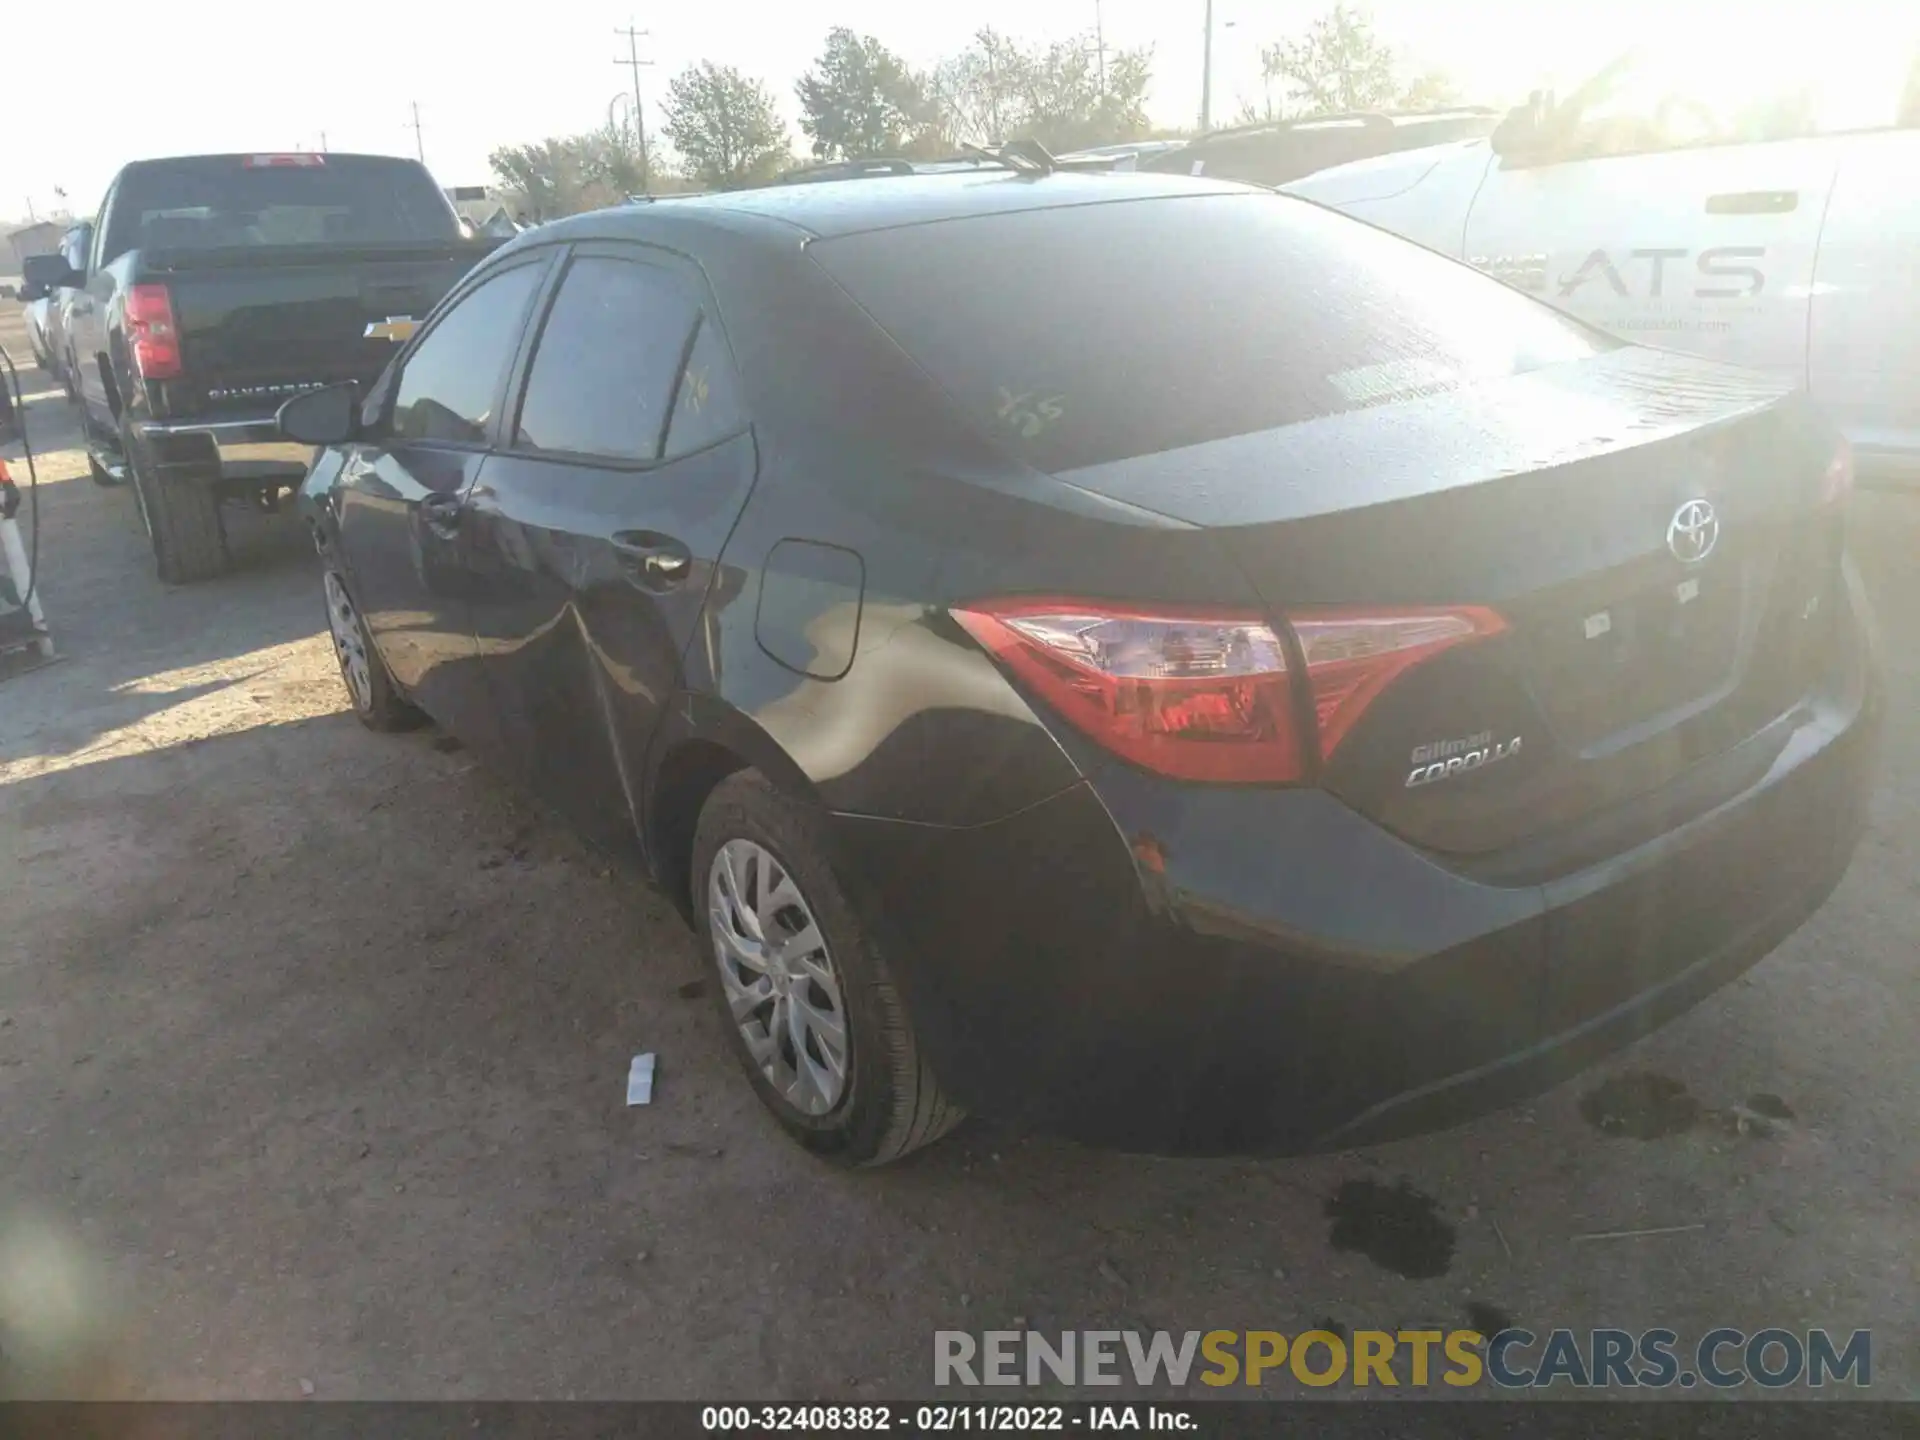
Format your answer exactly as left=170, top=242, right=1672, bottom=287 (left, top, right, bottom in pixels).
left=952, top=599, right=1506, bottom=784
left=126, top=284, right=182, bottom=381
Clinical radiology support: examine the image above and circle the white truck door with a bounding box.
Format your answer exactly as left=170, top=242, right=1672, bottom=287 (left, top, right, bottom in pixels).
left=1461, top=51, right=1840, bottom=383
left=1805, top=126, right=1920, bottom=480
left=1464, top=142, right=1836, bottom=383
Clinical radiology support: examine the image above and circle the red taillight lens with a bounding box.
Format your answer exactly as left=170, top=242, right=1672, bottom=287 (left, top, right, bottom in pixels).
left=951, top=600, right=1304, bottom=782
left=1292, top=608, right=1507, bottom=759
left=1819, top=438, right=1853, bottom=506
left=125, top=284, right=182, bottom=380
left=954, top=598, right=1506, bottom=783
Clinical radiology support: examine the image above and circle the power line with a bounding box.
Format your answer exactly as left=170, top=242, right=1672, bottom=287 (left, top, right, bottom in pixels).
left=614, top=22, right=656, bottom=194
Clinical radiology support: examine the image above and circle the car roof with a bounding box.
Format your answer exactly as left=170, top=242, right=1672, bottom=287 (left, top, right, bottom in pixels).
left=600, top=169, right=1261, bottom=241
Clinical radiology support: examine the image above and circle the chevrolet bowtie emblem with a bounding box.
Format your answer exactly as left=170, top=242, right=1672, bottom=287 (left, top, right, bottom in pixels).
left=364, top=316, right=420, bottom=344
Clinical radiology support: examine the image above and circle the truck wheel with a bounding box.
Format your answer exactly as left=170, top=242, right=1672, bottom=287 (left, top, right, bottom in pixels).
left=123, top=421, right=229, bottom=583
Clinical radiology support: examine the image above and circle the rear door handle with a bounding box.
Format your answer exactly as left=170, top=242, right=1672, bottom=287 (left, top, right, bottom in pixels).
left=611, top=531, right=693, bottom=590
left=1705, top=190, right=1797, bottom=214
left=420, top=491, right=464, bottom=538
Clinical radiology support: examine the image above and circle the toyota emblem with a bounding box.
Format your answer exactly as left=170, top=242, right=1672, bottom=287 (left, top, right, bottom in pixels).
left=1667, top=498, right=1720, bottom=564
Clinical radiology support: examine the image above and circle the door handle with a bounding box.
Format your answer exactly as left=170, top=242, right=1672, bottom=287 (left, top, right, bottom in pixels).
left=611, top=531, right=693, bottom=590
left=1705, top=190, right=1797, bottom=214
left=420, top=492, right=464, bottom=538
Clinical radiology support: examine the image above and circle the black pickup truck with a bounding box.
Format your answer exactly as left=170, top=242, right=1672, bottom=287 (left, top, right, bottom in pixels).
left=51, top=153, right=496, bottom=581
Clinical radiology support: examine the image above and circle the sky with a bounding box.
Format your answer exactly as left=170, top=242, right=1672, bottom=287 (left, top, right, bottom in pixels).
left=5, top=0, right=1916, bottom=223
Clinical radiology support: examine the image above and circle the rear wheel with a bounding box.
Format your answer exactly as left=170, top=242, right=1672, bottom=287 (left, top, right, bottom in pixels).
left=123, top=419, right=228, bottom=582
left=692, top=772, right=963, bottom=1166
left=322, top=567, right=423, bottom=732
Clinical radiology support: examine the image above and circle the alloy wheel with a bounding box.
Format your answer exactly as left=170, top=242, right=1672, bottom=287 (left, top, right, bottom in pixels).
left=323, top=570, right=374, bottom=712
left=708, top=838, right=851, bottom=1116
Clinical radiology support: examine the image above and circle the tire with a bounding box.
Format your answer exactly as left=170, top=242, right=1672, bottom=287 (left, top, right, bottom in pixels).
left=692, top=772, right=964, bottom=1166
left=123, top=419, right=228, bottom=582
left=321, top=565, right=424, bottom=732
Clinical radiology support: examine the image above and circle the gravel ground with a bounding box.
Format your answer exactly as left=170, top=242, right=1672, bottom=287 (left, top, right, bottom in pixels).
left=1, top=300, right=1916, bottom=1401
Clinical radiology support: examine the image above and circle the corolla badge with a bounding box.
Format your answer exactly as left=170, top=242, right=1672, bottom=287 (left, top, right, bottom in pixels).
left=1405, top=730, right=1523, bottom=789
left=1668, top=498, right=1720, bottom=564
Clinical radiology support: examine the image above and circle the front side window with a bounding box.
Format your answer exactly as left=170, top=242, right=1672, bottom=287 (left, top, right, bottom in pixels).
left=1551, top=34, right=1920, bottom=157
left=514, top=255, right=701, bottom=463
left=390, top=263, right=544, bottom=446
left=61, top=225, right=92, bottom=275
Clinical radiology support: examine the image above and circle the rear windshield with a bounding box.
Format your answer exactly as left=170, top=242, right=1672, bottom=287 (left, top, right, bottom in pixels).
left=810, top=193, right=1610, bottom=474
left=103, top=156, right=458, bottom=263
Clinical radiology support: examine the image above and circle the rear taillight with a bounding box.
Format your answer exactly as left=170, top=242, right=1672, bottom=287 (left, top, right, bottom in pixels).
left=951, top=600, right=1302, bottom=782
left=953, top=598, right=1506, bottom=784
left=125, top=284, right=182, bottom=380
left=1291, top=608, right=1507, bottom=759
left=1819, top=437, right=1853, bottom=506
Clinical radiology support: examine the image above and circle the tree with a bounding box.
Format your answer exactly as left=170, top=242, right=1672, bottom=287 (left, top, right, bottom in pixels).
left=662, top=62, right=792, bottom=188
left=488, top=124, right=658, bottom=219
left=919, top=28, right=1154, bottom=153
left=1400, top=69, right=1463, bottom=110
left=1259, top=3, right=1458, bottom=116
left=796, top=28, right=929, bottom=160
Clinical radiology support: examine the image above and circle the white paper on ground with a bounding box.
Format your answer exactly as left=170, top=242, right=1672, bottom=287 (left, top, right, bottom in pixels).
left=626, top=1052, right=656, bottom=1106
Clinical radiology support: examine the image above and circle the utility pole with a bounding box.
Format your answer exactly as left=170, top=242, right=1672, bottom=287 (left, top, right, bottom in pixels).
left=24, top=196, right=36, bottom=223
left=320, top=131, right=329, bottom=153
left=1094, top=0, right=1107, bottom=95
left=614, top=22, right=655, bottom=194
left=1200, top=0, right=1215, bottom=132
left=409, top=102, right=426, bottom=164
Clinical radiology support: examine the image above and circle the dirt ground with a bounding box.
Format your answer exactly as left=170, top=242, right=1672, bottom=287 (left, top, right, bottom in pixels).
left=1, top=300, right=1916, bottom=1402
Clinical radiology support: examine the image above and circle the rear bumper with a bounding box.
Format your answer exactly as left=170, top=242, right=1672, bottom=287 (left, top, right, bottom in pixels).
left=133, top=412, right=315, bottom=485
left=830, top=564, right=1881, bottom=1156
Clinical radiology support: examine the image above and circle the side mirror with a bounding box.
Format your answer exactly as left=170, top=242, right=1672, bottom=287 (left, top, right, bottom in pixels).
left=21, top=253, right=80, bottom=291
left=277, top=382, right=360, bottom=446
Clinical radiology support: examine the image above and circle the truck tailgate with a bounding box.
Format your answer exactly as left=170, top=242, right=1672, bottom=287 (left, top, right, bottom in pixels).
left=144, top=242, right=493, bottom=415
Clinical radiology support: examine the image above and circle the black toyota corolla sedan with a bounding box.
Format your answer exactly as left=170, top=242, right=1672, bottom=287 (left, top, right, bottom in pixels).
left=280, top=167, right=1880, bottom=1166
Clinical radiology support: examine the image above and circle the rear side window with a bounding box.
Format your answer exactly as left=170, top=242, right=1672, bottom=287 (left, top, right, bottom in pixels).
left=811, top=194, right=1608, bottom=474
left=391, top=263, right=544, bottom=446
left=663, top=318, right=745, bottom=458
left=101, top=156, right=458, bottom=264
left=514, top=255, right=700, bottom=463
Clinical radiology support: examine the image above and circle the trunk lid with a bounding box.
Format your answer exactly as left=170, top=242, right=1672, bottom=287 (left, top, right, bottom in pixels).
left=1054, top=348, right=1845, bottom=855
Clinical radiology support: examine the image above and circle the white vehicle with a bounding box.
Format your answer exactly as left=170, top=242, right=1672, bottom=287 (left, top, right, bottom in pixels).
left=1285, top=42, right=1920, bottom=486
